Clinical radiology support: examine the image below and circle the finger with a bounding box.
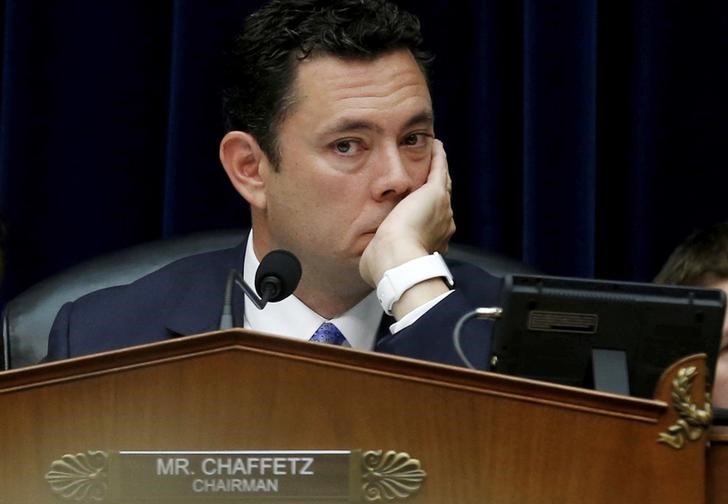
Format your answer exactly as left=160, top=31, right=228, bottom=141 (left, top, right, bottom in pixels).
left=427, top=139, right=449, bottom=186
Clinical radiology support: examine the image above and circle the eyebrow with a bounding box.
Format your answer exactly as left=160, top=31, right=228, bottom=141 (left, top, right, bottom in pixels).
left=322, top=110, right=434, bottom=136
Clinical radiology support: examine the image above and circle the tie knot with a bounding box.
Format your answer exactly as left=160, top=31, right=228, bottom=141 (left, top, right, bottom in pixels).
left=309, top=322, right=347, bottom=346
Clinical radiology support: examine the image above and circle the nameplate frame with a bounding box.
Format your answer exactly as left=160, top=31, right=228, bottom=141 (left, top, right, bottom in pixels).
left=45, top=449, right=427, bottom=502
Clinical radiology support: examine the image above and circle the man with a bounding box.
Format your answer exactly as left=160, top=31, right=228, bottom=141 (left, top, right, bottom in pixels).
left=45, top=0, right=501, bottom=367
left=655, top=222, right=728, bottom=407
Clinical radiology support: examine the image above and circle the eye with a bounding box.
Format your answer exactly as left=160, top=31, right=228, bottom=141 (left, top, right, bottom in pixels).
left=402, top=132, right=431, bottom=147
left=331, top=139, right=364, bottom=156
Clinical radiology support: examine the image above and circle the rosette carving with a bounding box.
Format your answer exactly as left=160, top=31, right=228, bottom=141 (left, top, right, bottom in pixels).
left=658, top=366, right=713, bottom=449
left=45, top=451, right=109, bottom=502
left=361, top=450, right=426, bottom=501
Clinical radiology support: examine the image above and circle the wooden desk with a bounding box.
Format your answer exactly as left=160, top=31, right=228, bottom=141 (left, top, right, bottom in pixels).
left=0, top=330, right=715, bottom=502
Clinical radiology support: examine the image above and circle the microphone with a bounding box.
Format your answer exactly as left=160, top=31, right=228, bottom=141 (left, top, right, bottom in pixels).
left=254, top=249, right=302, bottom=304
left=219, top=249, right=302, bottom=329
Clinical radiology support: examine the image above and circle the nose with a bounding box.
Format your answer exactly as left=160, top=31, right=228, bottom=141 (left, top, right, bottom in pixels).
left=371, top=145, right=416, bottom=201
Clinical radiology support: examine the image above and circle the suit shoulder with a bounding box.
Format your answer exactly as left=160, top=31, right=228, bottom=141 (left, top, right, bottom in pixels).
left=71, top=245, right=242, bottom=308
left=47, top=245, right=243, bottom=359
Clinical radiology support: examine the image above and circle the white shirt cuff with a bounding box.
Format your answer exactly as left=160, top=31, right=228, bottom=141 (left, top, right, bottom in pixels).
left=388, top=290, right=455, bottom=334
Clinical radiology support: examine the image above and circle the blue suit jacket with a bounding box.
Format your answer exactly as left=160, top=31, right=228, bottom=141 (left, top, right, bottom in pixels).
left=46, top=243, right=502, bottom=369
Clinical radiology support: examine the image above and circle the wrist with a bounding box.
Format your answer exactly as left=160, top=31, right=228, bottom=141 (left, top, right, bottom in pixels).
left=362, top=235, right=428, bottom=286
left=376, top=252, right=454, bottom=316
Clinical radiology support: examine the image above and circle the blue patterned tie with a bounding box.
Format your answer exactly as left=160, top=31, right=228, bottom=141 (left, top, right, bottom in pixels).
left=309, top=322, right=347, bottom=345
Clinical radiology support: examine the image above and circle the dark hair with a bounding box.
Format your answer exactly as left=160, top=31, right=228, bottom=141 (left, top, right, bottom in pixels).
left=221, top=0, right=433, bottom=168
left=654, top=222, right=728, bottom=286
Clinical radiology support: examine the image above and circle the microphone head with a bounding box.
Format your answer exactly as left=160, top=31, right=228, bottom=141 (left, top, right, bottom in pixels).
left=255, top=249, right=302, bottom=303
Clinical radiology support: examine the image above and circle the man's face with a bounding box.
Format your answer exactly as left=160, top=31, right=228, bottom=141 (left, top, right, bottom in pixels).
left=252, top=49, right=434, bottom=295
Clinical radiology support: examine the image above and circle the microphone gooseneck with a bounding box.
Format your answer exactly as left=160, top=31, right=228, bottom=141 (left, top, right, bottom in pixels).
left=219, top=249, right=302, bottom=330
left=219, top=269, right=239, bottom=330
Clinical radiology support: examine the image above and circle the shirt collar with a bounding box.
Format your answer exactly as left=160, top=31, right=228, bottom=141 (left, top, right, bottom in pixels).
left=242, top=232, right=383, bottom=350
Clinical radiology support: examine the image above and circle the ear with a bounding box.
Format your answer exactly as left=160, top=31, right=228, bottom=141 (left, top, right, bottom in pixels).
left=219, top=131, right=270, bottom=209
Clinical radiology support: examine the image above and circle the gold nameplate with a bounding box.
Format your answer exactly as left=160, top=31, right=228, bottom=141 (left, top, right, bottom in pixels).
left=45, top=449, right=426, bottom=502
